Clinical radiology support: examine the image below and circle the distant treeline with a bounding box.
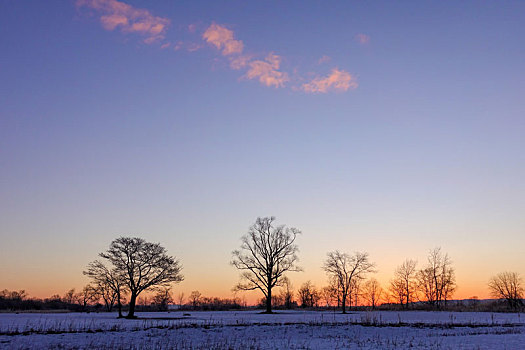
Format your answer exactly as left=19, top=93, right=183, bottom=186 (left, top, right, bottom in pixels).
left=0, top=288, right=522, bottom=313
left=0, top=288, right=244, bottom=313
left=0, top=289, right=85, bottom=312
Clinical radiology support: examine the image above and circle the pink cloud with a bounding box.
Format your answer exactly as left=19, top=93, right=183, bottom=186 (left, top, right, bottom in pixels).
left=200, top=23, right=355, bottom=92
left=318, top=55, right=331, bottom=64
left=355, top=33, right=370, bottom=45
left=77, top=0, right=170, bottom=44
left=188, top=23, right=197, bottom=33
left=186, top=42, right=202, bottom=52
left=243, top=53, right=289, bottom=88
left=173, top=41, right=183, bottom=51
left=229, top=55, right=251, bottom=70
left=202, top=23, right=244, bottom=55
left=79, top=2, right=358, bottom=94
left=201, top=23, right=288, bottom=88
left=302, top=68, right=357, bottom=93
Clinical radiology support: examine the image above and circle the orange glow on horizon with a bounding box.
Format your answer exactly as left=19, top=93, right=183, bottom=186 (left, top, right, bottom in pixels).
left=6, top=276, right=494, bottom=306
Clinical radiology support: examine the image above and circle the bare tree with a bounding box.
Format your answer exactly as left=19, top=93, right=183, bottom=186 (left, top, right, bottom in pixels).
left=417, top=247, right=456, bottom=309
left=84, top=259, right=126, bottom=317
left=0, top=290, right=27, bottom=301
left=321, top=284, right=338, bottom=308
left=390, top=259, right=417, bottom=309
left=298, top=281, right=320, bottom=308
left=323, top=251, right=375, bottom=313
left=96, top=237, right=184, bottom=318
left=63, top=288, right=78, bottom=305
left=389, top=278, right=405, bottom=306
left=277, top=277, right=295, bottom=309
left=92, top=280, right=118, bottom=312
left=152, top=287, right=173, bottom=311
left=362, top=278, right=383, bottom=309
left=48, top=294, right=61, bottom=302
left=488, top=272, right=524, bottom=310
left=231, top=217, right=302, bottom=313
left=189, top=290, right=201, bottom=310
left=76, top=285, right=98, bottom=310
left=350, top=278, right=362, bottom=307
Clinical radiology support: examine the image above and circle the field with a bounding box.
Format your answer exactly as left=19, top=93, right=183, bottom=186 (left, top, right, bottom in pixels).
left=0, top=310, right=523, bottom=349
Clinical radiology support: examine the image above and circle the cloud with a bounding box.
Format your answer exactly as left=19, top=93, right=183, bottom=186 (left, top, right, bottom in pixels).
left=173, top=41, right=183, bottom=51
left=229, top=55, right=251, bottom=70
left=202, top=23, right=244, bottom=55
left=243, top=53, right=289, bottom=88
left=318, top=55, right=331, bottom=64
left=302, top=68, right=357, bottom=93
left=200, top=22, right=356, bottom=92
left=78, top=3, right=358, bottom=94
left=355, top=33, right=370, bottom=45
left=188, top=24, right=197, bottom=33
left=202, top=23, right=287, bottom=88
left=76, top=0, right=170, bottom=44
left=187, top=42, right=203, bottom=52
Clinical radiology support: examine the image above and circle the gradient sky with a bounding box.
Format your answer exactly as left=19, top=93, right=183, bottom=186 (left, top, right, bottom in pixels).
left=1, top=0, right=524, bottom=302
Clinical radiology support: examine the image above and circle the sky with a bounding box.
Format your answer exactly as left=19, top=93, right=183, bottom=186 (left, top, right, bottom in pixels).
left=1, top=0, right=524, bottom=303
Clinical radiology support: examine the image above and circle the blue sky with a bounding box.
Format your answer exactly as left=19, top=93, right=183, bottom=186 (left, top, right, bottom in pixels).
left=1, top=0, right=524, bottom=300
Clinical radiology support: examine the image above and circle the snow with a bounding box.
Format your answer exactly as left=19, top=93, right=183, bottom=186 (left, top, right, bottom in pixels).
left=0, top=310, right=523, bottom=349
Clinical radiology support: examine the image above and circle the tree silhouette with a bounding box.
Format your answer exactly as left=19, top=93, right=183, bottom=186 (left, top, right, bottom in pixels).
left=488, top=272, right=524, bottom=310
left=362, top=278, right=383, bottom=309
left=94, top=237, right=183, bottom=318
left=152, top=287, right=173, bottom=311
left=277, top=277, right=295, bottom=309
left=231, top=217, right=301, bottom=313
left=298, top=281, right=320, bottom=308
left=84, top=259, right=126, bottom=317
left=417, top=247, right=456, bottom=309
left=390, top=259, right=417, bottom=309
left=323, top=251, right=375, bottom=313
left=189, top=290, right=201, bottom=310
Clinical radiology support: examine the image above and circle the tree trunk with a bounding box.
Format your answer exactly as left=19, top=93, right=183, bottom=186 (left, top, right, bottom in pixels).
left=127, top=293, right=137, bottom=319
left=341, top=293, right=347, bottom=314
left=265, top=287, right=272, bottom=313
left=117, top=290, right=123, bottom=318
left=404, top=283, right=409, bottom=309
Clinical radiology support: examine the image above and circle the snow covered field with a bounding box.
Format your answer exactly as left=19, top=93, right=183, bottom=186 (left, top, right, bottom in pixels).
left=0, top=310, right=523, bottom=349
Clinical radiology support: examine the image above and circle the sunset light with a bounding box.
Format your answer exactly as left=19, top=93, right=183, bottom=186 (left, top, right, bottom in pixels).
left=1, top=1, right=524, bottom=348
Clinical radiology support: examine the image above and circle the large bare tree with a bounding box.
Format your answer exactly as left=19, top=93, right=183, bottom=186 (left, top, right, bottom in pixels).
left=94, top=237, right=184, bottom=318
left=417, top=247, right=456, bottom=309
left=390, top=259, right=417, bottom=309
left=488, top=272, right=524, bottom=310
left=231, top=216, right=301, bottom=313
left=323, top=251, right=375, bottom=313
